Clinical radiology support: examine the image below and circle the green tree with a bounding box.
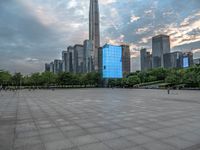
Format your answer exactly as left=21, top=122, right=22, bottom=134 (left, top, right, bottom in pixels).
left=41, top=72, right=57, bottom=85
left=127, top=75, right=141, bottom=87
left=0, top=71, right=12, bottom=85
left=12, top=73, right=23, bottom=86
left=30, top=73, right=41, bottom=86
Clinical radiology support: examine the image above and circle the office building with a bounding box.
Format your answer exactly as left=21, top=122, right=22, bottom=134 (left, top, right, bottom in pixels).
left=67, top=46, right=75, bottom=73
left=84, top=40, right=94, bottom=73
left=50, top=62, right=54, bottom=73
left=140, top=48, right=152, bottom=71
left=99, top=44, right=123, bottom=79
left=45, top=63, right=50, bottom=72
left=89, top=0, right=100, bottom=71
left=53, top=59, right=62, bottom=74
left=152, top=35, right=170, bottom=68
left=74, top=44, right=84, bottom=73
left=164, top=51, right=183, bottom=68
left=62, top=51, right=69, bottom=72
left=194, top=58, right=200, bottom=65
left=182, top=52, right=193, bottom=68
left=121, top=45, right=131, bottom=74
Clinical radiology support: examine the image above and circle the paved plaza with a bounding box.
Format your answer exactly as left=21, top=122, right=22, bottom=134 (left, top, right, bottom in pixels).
left=0, top=89, right=200, bottom=150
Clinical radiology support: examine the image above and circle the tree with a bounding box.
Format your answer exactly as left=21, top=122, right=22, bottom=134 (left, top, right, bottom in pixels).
left=12, top=73, right=22, bottom=86
left=30, top=73, right=41, bottom=86
left=127, top=75, right=141, bottom=87
left=41, top=72, right=57, bottom=86
left=183, top=71, right=198, bottom=87
left=0, top=71, right=12, bottom=85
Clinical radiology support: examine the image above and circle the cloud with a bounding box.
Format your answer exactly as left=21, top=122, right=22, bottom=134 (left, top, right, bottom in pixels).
left=100, top=0, right=116, bottom=5
left=130, top=15, right=140, bottom=22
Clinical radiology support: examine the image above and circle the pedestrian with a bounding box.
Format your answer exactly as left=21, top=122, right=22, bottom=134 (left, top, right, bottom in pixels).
left=167, top=87, right=170, bottom=94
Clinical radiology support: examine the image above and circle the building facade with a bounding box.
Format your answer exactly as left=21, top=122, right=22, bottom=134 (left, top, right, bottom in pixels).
left=74, top=44, right=84, bottom=73
left=84, top=40, right=94, bottom=73
left=194, top=58, right=200, bottom=65
left=53, top=59, right=62, bottom=74
left=99, top=44, right=123, bottom=79
left=182, top=52, right=193, bottom=68
left=140, top=48, right=152, bottom=71
left=121, top=45, right=131, bottom=74
left=152, top=35, right=170, bottom=68
left=164, top=51, right=183, bottom=69
left=45, top=63, right=50, bottom=72
left=62, top=51, right=69, bottom=72
left=89, top=0, right=100, bottom=71
left=50, top=62, right=54, bottom=73
left=67, top=46, right=75, bottom=73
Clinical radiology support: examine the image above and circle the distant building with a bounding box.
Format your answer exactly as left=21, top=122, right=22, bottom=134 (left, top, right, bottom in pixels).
left=182, top=52, right=193, bottom=68
left=62, top=51, right=69, bottom=72
left=152, top=35, right=170, bottom=68
left=194, top=58, right=200, bottom=65
left=140, top=48, right=152, bottom=71
left=89, top=0, right=100, bottom=71
left=45, top=63, right=50, bottom=72
left=164, top=51, right=183, bottom=69
left=74, top=44, right=84, bottom=73
left=84, top=40, right=94, bottom=73
left=67, top=46, right=75, bottom=73
left=99, top=44, right=123, bottom=79
left=50, top=62, right=54, bottom=73
left=121, top=45, right=131, bottom=74
left=98, top=47, right=103, bottom=73
left=53, top=59, right=62, bottom=74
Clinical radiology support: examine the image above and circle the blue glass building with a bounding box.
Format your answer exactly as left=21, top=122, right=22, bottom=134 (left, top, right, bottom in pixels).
left=183, top=57, right=189, bottom=68
left=102, top=44, right=123, bottom=78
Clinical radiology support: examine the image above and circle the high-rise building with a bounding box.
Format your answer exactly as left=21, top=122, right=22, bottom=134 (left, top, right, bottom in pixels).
left=152, top=35, right=170, bottom=68
left=62, top=51, right=69, bottom=72
left=99, top=44, right=123, bottom=79
left=50, top=62, right=54, bottom=73
left=182, top=52, right=193, bottom=68
left=45, top=63, right=50, bottom=72
left=194, top=58, right=200, bottom=65
left=164, top=51, right=183, bottom=69
left=84, top=40, right=94, bottom=73
left=74, top=44, right=84, bottom=73
left=53, top=59, right=62, bottom=74
left=121, top=45, right=131, bottom=74
left=140, top=48, right=152, bottom=71
left=68, top=46, right=75, bottom=73
left=89, top=0, right=100, bottom=71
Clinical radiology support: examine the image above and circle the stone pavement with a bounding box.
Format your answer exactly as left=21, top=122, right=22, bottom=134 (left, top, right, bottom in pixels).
left=0, top=89, right=200, bottom=150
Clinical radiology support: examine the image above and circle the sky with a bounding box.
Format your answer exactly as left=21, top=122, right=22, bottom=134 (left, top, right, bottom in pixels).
left=0, top=0, right=200, bottom=74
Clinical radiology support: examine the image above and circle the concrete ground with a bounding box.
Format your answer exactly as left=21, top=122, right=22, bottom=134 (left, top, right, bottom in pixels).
left=0, top=89, right=200, bottom=150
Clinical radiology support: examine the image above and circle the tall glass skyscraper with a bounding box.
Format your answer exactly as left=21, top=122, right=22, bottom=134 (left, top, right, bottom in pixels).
left=101, top=44, right=123, bottom=79
left=89, top=0, right=100, bottom=71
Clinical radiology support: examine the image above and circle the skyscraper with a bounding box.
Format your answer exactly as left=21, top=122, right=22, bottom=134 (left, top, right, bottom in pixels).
left=152, top=35, right=170, bottom=68
left=53, top=59, right=62, bottom=74
left=89, top=0, right=100, bottom=71
left=84, top=40, right=94, bottom=73
left=74, top=44, right=84, bottom=73
left=45, top=63, right=50, bottom=72
left=163, top=51, right=183, bottom=69
left=62, top=51, right=69, bottom=72
left=121, top=45, right=131, bottom=74
left=99, top=44, right=123, bottom=79
left=140, top=48, right=152, bottom=71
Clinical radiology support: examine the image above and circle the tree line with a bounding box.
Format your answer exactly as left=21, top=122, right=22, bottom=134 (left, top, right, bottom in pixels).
left=108, top=65, right=200, bottom=88
left=0, top=71, right=101, bottom=88
left=0, top=65, right=200, bottom=89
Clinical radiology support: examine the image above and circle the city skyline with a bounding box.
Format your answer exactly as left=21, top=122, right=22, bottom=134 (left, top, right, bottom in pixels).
left=0, top=0, right=200, bottom=74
